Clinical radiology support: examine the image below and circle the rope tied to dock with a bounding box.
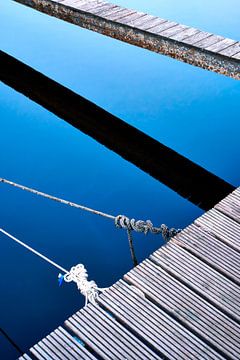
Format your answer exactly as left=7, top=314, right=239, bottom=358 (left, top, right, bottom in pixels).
left=0, top=177, right=181, bottom=265
left=60, top=264, right=107, bottom=306
left=0, top=228, right=107, bottom=306
left=115, top=215, right=181, bottom=241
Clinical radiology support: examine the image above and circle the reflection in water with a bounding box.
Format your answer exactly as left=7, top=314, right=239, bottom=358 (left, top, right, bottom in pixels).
left=0, top=51, right=234, bottom=210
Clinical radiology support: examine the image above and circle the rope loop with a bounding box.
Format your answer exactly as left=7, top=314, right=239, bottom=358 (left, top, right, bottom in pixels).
left=115, top=215, right=181, bottom=241
left=62, top=264, right=107, bottom=306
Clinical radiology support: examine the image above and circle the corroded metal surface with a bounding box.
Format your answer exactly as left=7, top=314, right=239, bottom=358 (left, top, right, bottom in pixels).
left=15, top=0, right=240, bottom=79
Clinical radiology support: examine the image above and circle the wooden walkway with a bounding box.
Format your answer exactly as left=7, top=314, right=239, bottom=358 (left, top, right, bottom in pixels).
left=20, top=187, right=240, bottom=359
left=15, top=0, right=240, bottom=79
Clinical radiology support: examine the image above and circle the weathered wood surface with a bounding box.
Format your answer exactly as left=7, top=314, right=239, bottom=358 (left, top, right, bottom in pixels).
left=14, top=0, right=240, bottom=79
left=20, top=187, right=240, bottom=359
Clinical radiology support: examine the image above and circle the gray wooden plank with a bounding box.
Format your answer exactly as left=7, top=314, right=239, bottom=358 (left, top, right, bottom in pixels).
left=14, top=0, right=240, bottom=79
left=75, top=0, right=106, bottom=12
left=66, top=317, right=119, bottom=360
left=215, top=191, right=240, bottom=224
left=74, top=311, right=135, bottom=360
left=44, top=335, right=76, bottom=360
left=60, top=0, right=82, bottom=7
left=233, top=51, right=240, bottom=59
left=139, top=17, right=167, bottom=31
left=40, top=339, right=64, bottom=359
left=159, top=24, right=189, bottom=38
left=94, top=4, right=121, bottom=17
left=94, top=5, right=121, bottom=18
left=183, top=31, right=212, bottom=45
left=75, top=310, right=145, bottom=360
left=30, top=344, right=50, bottom=360
left=90, top=3, right=116, bottom=15
left=173, top=224, right=240, bottom=283
left=195, top=208, right=240, bottom=252
left=119, top=12, right=146, bottom=26
left=63, top=0, right=90, bottom=5
left=152, top=243, right=240, bottom=322
left=170, top=27, right=199, bottom=41
left=127, top=14, right=158, bottom=28
left=98, top=281, right=224, bottom=360
left=80, top=304, right=159, bottom=359
left=56, top=327, right=97, bottom=360
left=32, top=326, right=96, bottom=360
left=124, top=259, right=240, bottom=359
left=206, top=38, right=237, bottom=53
left=51, top=332, right=79, bottom=360
left=105, top=8, right=135, bottom=21
left=219, top=41, right=240, bottom=56
left=195, top=34, right=225, bottom=48
left=148, top=20, right=178, bottom=35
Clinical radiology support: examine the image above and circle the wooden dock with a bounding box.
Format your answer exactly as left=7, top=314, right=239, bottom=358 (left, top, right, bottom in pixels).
left=15, top=0, right=240, bottom=79
left=20, top=187, right=240, bottom=359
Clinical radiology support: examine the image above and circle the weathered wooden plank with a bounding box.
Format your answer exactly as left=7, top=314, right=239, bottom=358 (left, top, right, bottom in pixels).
left=105, top=8, right=135, bottom=21
left=72, top=306, right=159, bottom=359
left=215, top=190, right=240, bottom=223
left=90, top=3, right=116, bottom=15
left=173, top=224, right=240, bottom=283
left=152, top=243, right=240, bottom=322
left=170, top=27, right=199, bottom=41
left=138, top=17, right=167, bottom=31
left=159, top=24, right=189, bottom=38
left=44, top=335, right=76, bottom=360
left=126, top=14, right=158, bottom=28
left=66, top=316, right=123, bottom=359
left=195, top=34, right=225, bottom=48
left=39, top=339, right=64, bottom=359
left=94, top=5, right=121, bottom=17
left=124, top=259, right=240, bottom=359
left=80, top=304, right=160, bottom=359
left=14, top=0, right=240, bottom=79
left=206, top=38, right=237, bottom=53
left=148, top=20, right=178, bottom=34
left=119, top=12, right=145, bottom=26
left=29, top=345, right=47, bottom=360
left=195, top=209, right=240, bottom=252
left=219, top=41, right=240, bottom=57
left=75, top=0, right=106, bottom=12
left=98, top=281, right=225, bottom=359
left=51, top=332, right=80, bottom=359
left=183, top=31, right=212, bottom=45
left=31, top=326, right=96, bottom=360
left=233, top=51, right=240, bottom=59
left=56, top=327, right=97, bottom=359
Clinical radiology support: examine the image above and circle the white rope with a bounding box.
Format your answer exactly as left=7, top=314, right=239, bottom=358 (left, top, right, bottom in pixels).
left=0, top=178, right=114, bottom=220
left=61, top=264, right=108, bottom=307
left=0, top=178, right=181, bottom=242
left=0, top=228, right=106, bottom=306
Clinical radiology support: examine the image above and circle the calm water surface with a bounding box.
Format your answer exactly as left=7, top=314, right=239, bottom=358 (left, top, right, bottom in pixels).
left=0, top=0, right=239, bottom=358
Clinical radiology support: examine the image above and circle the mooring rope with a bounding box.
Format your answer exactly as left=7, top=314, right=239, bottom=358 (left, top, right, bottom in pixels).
left=0, top=178, right=181, bottom=246
left=0, top=228, right=107, bottom=306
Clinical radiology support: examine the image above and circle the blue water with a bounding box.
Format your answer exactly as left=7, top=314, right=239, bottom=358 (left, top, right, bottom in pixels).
left=0, top=0, right=239, bottom=358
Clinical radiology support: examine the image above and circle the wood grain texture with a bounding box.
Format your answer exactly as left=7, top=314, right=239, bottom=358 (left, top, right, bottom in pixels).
left=14, top=0, right=240, bottom=79
left=20, top=184, right=240, bottom=359
left=98, top=280, right=225, bottom=360
left=195, top=208, right=240, bottom=252
left=124, top=259, right=240, bottom=359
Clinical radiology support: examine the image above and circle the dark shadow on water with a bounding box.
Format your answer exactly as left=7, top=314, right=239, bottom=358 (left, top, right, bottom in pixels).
left=0, top=51, right=234, bottom=210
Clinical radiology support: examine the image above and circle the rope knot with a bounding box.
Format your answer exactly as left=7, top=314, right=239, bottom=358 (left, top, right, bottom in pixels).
left=63, top=264, right=107, bottom=306
left=115, top=215, right=181, bottom=241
